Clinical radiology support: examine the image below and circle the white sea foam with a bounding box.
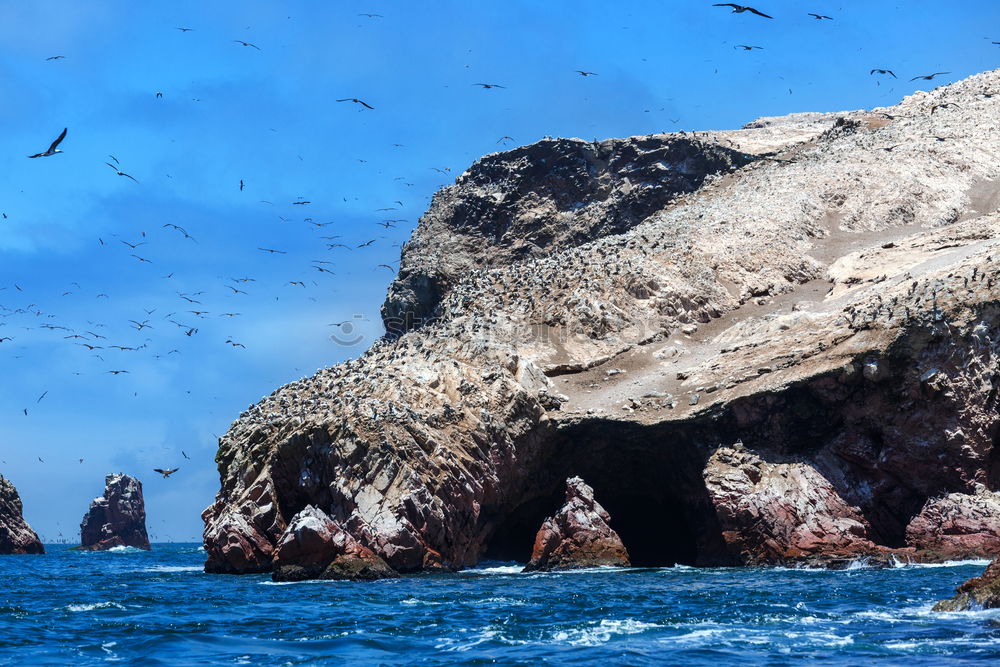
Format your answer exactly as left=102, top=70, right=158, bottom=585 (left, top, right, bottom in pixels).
left=907, top=559, right=991, bottom=569
left=257, top=579, right=330, bottom=586
left=144, top=565, right=202, bottom=573
left=64, top=602, right=125, bottom=613
left=106, top=546, right=145, bottom=554
left=463, top=565, right=524, bottom=575
left=550, top=619, right=663, bottom=646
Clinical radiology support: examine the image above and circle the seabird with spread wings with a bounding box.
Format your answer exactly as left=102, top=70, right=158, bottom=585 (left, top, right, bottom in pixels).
left=28, top=128, right=67, bottom=158
left=713, top=4, right=772, bottom=18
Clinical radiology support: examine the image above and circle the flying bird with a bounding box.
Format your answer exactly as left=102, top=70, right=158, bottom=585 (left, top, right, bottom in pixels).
left=182, top=451, right=190, bottom=459
left=713, top=4, right=772, bottom=18
left=575, top=70, right=598, bottom=76
left=808, top=13, right=832, bottom=20
left=870, top=69, right=896, bottom=78
left=734, top=45, right=763, bottom=50
left=930, top=103, right=960, bottom=114
left=233, top=40, right=260, bottom=50
left=176, top=27, right=194, bottom=32
left=910, top=72, right=950, bottom=82
left=258, top=247, right=287, bottom=254
left=337, top=98, right=374, bottom=109
left=28, top=128, right=67, bottom=158
left=46, top=56, right=65, bottom=61
left=497, top=136, right=514, bottom=144
left=154, top=468, right=179, bottom=478
left=473, top=83, right=505, bottom=88
left=105, top=163, right=139, bottom=182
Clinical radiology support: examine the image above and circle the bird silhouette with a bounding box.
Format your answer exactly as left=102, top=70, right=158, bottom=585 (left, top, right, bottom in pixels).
left=233, top=40, right=260, bottom=50
left=28, top=128, right=67, bottom=158
left=154, top=468, right=179, bottom=478
left=910, top=72, right=950, bottom=82
left=713, top=4, right=772, bottom=18
left=337, top=98, right=374, bottom=109
left=473, top=83, right=505, bottom=89
left=871, top=69, right=896, bottom=78
left=808, top=13, right=832, bottom=20
left=734, top=45, right=763, bottom=50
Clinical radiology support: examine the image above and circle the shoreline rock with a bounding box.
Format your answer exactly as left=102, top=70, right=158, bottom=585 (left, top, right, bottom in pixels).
left=524, top=477, right=630, bottom=572
left=0, top=476, right=44, bottom=555
left=934, top=559, right=1000, bottom=611
left=271, top=506, right=398, bottom=581
left=79, top=474, right=150, bottom=551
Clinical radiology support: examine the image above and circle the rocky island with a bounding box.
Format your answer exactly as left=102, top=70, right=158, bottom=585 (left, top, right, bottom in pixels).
left=79, top=474, right=151, bottom=551
left=0, top=476, right=43, bottom=555
left=203, top=70, right=1000, bottom=583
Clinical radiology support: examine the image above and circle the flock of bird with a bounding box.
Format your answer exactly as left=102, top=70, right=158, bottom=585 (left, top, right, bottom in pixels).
left=0, top=2, right=979, bottom=520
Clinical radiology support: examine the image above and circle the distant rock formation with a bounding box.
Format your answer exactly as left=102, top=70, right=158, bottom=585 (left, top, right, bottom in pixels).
left=935, top=559, right=1000, bottom=611
left=271, top=506, right=397, bottom=581
left=79, top=474, right=150, bottom=551
left=524, top=477, right=629, bottom=572
left=0, top=476, right=43, bottom=555
left=203, top=69, right=1000, bottom=576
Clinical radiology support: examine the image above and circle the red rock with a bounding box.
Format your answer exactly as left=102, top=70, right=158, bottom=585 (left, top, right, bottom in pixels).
left=524, top=477, right=630, bottom=572
left=906, top=490, right=1000, bottom=560
left=0, top=476, right=43, bottom=555
left=272, top=506, right=398, bottom=581
left=79, top=474, right=150, bottom=551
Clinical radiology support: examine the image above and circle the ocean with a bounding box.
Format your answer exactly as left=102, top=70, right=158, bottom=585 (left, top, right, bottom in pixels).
left=0, top=544, right=998, bottom=665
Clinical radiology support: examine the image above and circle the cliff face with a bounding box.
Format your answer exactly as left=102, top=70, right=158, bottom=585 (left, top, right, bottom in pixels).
left=79, top=474, right=151, bottom=551
left=204, top=70, right=1000, bottom=576
left=0, top=476, right=43, bottom=555
left=381, top=136, right=753, bottom=336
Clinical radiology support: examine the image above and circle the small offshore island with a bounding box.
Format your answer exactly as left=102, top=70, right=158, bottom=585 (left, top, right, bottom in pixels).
left=193, top=70, right=1000, bottom=608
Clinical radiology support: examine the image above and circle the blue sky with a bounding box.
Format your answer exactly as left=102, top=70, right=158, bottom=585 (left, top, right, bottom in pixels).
left=1, top=0, right=998, bottom=543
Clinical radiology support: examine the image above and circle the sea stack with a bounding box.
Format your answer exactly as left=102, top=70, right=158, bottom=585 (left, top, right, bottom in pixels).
left=0, top=475, right=44, bottom=555
left=524, top=477, right=630, bottom=572
left=79, top=473, right=151, bottom=551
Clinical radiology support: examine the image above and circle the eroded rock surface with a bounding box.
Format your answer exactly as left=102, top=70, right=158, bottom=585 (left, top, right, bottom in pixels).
left=80, top=474, right=150, bottom=551
left=272, top=505, right=397, bottom=581
left=934, top=559, right=1000, bottom=611
left=204, top=70, right=1000, bottom=576
left=524, top=477, right=629, bottom=572
left=0, top=476, right=43, bottom=555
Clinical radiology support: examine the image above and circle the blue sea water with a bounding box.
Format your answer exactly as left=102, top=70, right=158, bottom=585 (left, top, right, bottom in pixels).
left=0, top=544, right=998, bottom=665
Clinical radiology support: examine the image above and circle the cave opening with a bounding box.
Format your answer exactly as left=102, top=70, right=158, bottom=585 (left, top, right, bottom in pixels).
left=481, top=420, right=733, bottom=568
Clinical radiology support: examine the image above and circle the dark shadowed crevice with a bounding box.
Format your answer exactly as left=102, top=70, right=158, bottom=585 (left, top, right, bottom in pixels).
left=988, top=428, right=1000, bottom=491
left=482, top=419, right=735, bottom=567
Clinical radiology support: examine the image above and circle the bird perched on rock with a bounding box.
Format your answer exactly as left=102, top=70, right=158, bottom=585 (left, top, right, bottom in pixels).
left=713, top=4, right=772, bottom=18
